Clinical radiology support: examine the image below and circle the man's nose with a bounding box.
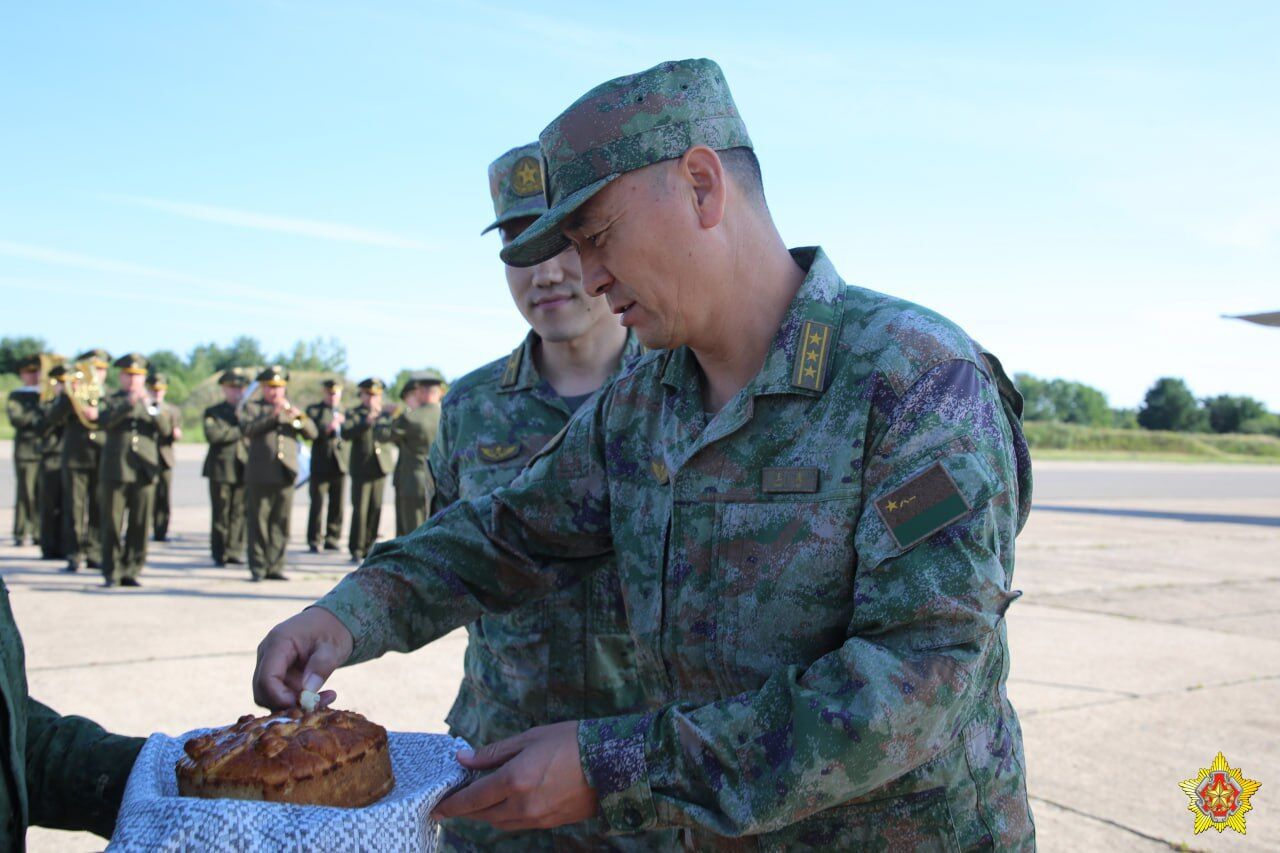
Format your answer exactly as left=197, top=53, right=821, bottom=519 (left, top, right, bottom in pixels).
left=531, top=254, right=566, bottom=287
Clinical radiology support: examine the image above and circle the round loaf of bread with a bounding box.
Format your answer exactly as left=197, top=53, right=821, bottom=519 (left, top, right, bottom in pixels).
left=176, top=708, right=394, bottom=808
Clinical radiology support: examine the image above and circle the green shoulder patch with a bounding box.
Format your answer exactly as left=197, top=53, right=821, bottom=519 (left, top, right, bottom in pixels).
left=478, top=442, right=522, bottom=463
left=874, top=462, right=971, bottom=549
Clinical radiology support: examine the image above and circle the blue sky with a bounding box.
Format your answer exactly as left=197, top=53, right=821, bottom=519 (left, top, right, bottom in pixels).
left=2, top=1, right=1277, bottom=408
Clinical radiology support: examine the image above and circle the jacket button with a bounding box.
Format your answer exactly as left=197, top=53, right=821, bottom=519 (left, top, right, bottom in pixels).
left=277, top=452, right=283, bottom=459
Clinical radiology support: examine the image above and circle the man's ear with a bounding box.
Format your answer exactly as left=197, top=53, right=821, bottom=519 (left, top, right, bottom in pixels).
left=678, top=146, right=726, bottom=229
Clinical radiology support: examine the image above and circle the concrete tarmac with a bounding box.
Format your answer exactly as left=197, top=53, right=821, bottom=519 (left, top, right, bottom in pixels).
left=1, top=444, right=1276, bottom=850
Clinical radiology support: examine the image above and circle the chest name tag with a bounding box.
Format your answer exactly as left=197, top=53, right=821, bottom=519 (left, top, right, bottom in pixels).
left=874, top=462, right=971, bottom=549
left=478, top=442, right=522, bottom=463
left=761, top=467, right=820, bottom=493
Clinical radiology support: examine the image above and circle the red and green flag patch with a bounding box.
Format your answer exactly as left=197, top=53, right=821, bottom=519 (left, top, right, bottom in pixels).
left=874, top=462, right=971, bottom=548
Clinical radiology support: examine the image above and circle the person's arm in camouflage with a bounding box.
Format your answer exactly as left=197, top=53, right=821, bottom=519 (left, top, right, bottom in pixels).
left=24, top=697, right=145, bottom=838
left=313, top=398, right=614, bottom=665
left=426, top=403, right=459, bottom=515
left=576, top=359, right=1025, bottom=837
left=203, top=408, right=242, bottom=446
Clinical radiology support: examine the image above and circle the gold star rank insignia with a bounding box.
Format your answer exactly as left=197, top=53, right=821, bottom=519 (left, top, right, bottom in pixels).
left=510, top=156, right=543, bottom=197
left=1180, top=752, right=1261, bottom=834
left=791, top=320, right=833, bottom=391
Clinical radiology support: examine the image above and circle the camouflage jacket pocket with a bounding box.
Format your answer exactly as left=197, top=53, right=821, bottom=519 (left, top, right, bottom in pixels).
left=715, top=495, right=858, bottom=694
left=758, top=787, right=961, bottom=852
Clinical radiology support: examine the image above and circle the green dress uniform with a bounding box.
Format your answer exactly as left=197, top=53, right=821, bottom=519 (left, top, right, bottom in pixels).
left=241, top=369, right=318, bottom=580
left=0, top=578, right=144, bottom=848
left=317, top=62, right=1035, bottom=849
left=5, top=383, right=42, bottom=545
left=202, top=386, right=249, bottom=565
left=341, top=383, right=393, bottom=561
left=34, top=386, right=66, bottom=560
left=379, top=376, right=441, bottom=537
left=150, top=383, right=181, bottom=542
left=97, top=355, right=161, bottom=586
left=305, top=396, right=348, bottom=551
left=42, top=378, right=106, bottom=570
left=427, top=328, right=663, bottom=852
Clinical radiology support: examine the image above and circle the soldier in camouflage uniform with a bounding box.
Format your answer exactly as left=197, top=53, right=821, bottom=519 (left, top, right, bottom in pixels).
left=0, top=577, right=145, bottom=846
left=203, top=369, right=249, bottom=566
left=36, top=365, right=68, bottom=560
left=42, top=349, right=110, bottom=572
left=379, top=371, right=442, bottom=538
left=147, top=372, right=183, bottom=542
left=306, top=379, right=348, bottom=553
left=98, top=353, right=161, bottom=587
left=242, top=366, right=317, bottom=581
left=255, top=59, right=1034, bottom=849
left=412, top=146, right=663, bottom=850
left=6, top=355, right=43, bottom=546
left=342, top=378, right=393, bottom=562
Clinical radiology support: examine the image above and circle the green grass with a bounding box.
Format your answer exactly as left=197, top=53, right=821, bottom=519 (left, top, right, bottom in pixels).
left=1025, top=421, right=1280, bottom=464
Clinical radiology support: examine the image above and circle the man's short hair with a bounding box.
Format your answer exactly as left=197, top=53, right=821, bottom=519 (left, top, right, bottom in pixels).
left=719, top=147, right=766, bottom=208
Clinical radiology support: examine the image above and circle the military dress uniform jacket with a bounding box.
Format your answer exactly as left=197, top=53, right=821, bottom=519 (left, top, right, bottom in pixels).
left=318, top=249, right=1035, bottom=849
left=42, top=394, right=104, bottom=470
left=155, top=403, right=181, bottom=471
left=5, top=390, right=41, bottom=465
left=242, top=403, right=318, bottom=486
left=98, top=394, right=161, bottom=483
left=201, top=402, right=247, bottom=483
left=305, top=403, right=348, bottom=478
left=341, top=407, right=394, bottom=480
left=380, top=404, right=439, bottom=500
left=0, top=579, right=144, bottom=848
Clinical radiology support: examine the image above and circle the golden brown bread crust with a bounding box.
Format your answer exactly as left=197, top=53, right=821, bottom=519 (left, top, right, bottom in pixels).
left=176, top=708, right=394, bottom=808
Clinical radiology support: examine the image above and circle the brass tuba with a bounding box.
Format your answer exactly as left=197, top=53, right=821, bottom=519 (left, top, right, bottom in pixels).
left=38, top=353, right=65, bottom=404
left=67, top=361, right=104, bottom=429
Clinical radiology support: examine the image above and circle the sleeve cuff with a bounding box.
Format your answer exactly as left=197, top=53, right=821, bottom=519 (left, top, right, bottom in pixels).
left=310, top=587, right=383, bottom=665
left=578, top=713, right=659, bottom=833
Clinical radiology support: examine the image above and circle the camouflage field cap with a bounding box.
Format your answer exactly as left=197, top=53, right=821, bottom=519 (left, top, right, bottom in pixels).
left=114, top=353, right=149, bottom=375
left=482, top=143, right=548, bottom=235
left=257, top=365, right=289, bottom=387
left=501, top=58, right=752, bottom=268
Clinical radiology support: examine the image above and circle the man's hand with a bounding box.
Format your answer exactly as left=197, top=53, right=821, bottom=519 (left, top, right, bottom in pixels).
left=252, top=607, right=354, bottom=710
left=172, top=426, right=183, bottom=441
left=431, top=721, right=598, bottom=831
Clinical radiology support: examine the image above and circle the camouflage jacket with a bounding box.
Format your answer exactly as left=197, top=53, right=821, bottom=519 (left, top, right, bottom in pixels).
left=0, top=579, right=144, bottom=848
left=319, top=249, right=1035, bottom=849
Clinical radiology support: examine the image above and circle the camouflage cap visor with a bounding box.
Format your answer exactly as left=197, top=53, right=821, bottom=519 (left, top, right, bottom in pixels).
left=498, top=173, right=618, bottom=267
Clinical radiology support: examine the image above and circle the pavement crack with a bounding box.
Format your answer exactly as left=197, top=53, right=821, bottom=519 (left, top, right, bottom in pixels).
left=1028, top=795, right=1206, bottom=851
left=29, top=649, right=252, bottom=672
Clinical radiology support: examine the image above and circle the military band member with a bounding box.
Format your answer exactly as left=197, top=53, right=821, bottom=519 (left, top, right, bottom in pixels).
left=43, top=348, right=109, bottom=571
left=147, top=372, right=182, bottom=542
left=341, top=377, right=393, bottom=562
left=202, top=369, right=249, bottom=566
left=241, top=366, right=317, bottom=581
left=305, top=379, right=348, bottom=553
left=98, top=353, right=162, bottom=587
left=36, top=365, right=68, bottom=560
left=6, top=355, right=43, bottom=546
left=378, top=370, right=442, bottom=537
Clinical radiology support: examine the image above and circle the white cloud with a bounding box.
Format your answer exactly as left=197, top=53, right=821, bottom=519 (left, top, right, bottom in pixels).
left=102, top=195, right=431, bottom=250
